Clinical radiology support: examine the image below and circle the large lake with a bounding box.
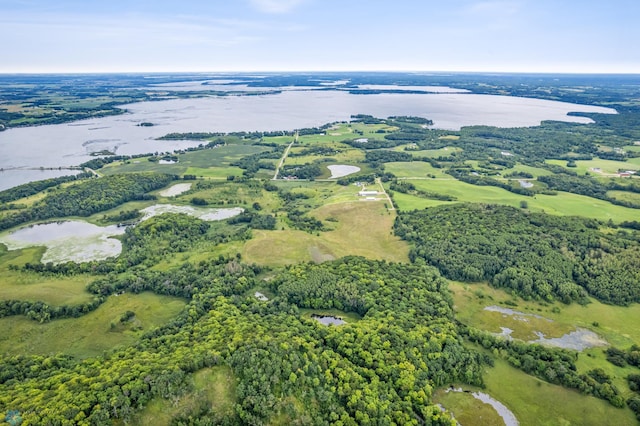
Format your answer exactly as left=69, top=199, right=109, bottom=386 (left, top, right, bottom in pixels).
left=0, top=88, right=615, bottom=190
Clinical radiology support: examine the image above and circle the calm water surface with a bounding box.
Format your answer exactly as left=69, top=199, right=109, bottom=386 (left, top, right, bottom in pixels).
left=0, top=89, right=615, bottom=189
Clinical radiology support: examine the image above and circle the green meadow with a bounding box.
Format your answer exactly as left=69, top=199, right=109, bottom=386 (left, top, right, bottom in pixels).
left=0, top=245, right=95, bottom=305
left=388, top=172, right=640, bottom=222
left=101, top=144, right=269, bottom=177
left=243, top=201, right=408, bottom=266
left=0, top=292, right=185, bottom=358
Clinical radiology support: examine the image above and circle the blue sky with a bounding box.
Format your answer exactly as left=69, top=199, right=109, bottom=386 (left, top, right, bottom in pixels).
left=1, top=0, right=638, bottom=73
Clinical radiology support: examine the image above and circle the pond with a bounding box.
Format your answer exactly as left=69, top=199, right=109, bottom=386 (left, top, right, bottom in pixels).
left=312, top=315, right=346, bottom=326
left=327, top=165, right=361, bottom=179
left=0, top=221, right=125, bottom=264
left=0, top=87, right=616, bottom=189
left=159, top=183, right=192, bottom=197
left=140, top=205, right=244, bottom=221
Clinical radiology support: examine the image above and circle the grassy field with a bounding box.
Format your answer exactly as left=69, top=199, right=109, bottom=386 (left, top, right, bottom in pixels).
left=101, top=144, right=268, bottom=176
left=433, top=388, right=505, bottom=426
left=480, top=357, right=636, bottom=426
left=546, top=158, right=639, bottom=175
left=389, top=145, right=462, bottom=158
left=132, top=366, right=236, bottom=426
left=389, top=176, right=640, bottom=222
left=507, top=163, right=555, bottom=177
left=449, top=281, right=640, bottom=349
left=607, top=190, right=640, bottom=205
left=449, top=280, right=640, bottom=403
left=0, top=245, right=95, bottom=305
left=384, top=161, right=449, bottom=178
left=0, top=292, right=186, bottom=358
left=243, top=201, right=408, bottom=266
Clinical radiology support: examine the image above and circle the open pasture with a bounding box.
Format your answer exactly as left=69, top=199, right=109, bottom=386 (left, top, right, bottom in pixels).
left=481, top=357, right=635, bottom=426
left=0, top=292, right=186, bottom=358
left=0, top=245, right=95, bottom=305
left=546, top=158, right=638, bottom=176
left=390, top=177, right=640, bottom=222
left=449, top=281, right=640, bottom=348
left=384, top=161, right=449, bottom=178
left=243, top=201, right=408, bottom=266
left=101, top=144, right=268, bottom=176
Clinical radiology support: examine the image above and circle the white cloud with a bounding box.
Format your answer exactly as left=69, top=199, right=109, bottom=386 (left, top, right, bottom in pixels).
left=249, top=0, right=306, bottom=14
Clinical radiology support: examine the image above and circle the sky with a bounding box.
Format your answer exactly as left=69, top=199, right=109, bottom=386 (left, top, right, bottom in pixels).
left=1, top=0, right=639, bottom=73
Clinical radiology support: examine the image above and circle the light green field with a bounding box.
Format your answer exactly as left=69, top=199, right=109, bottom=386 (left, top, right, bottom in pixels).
left=507, top=163, right=555, bottom=177
left=433, top=389, right=505, bottom=426
left=390, top=145, right=462, bottom=158
left=391, top=177, right=640, bottom=222
left=546, top=158, right=638, bottom=176
left=283, top=150, right=364, bottom=167
left=183, top=166, right=244, bottom=178
left=243, top=201, right=408, bottom=266
left=607, top=190, right=640, bottom=205
left=450, top=281, right=640, bottom=348
left=101, top=145, right=268, bottom=176
left=481, top=357, right=636, bottom=426
left=132, top=366, right=236, bottom=426
left=0, top=292, right=186, bottom=358
left=0, top=245, right=95, bottom=305
left=384, top=161, right=449, bottom=178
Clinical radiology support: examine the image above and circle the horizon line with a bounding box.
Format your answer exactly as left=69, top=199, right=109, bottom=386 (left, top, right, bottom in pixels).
left=1, top=69, right=640, bottom=76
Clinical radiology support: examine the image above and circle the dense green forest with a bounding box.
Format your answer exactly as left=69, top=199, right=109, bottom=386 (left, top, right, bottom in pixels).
left=394, top=204, right=640, bottom=305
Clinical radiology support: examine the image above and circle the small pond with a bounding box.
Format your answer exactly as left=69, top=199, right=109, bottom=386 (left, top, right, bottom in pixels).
left=312, top=315, right=346, bottom=326
left=327, top=165, right=361, bottom=179
left=254, top=292, right=268, bottom=301
left=518, top=180, right=534, bottom=188
left=159, top=183, right=192, bottom=197
left=140, top=205, right=244, bottom=221
left=0, top=221, right=125, bottom=264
